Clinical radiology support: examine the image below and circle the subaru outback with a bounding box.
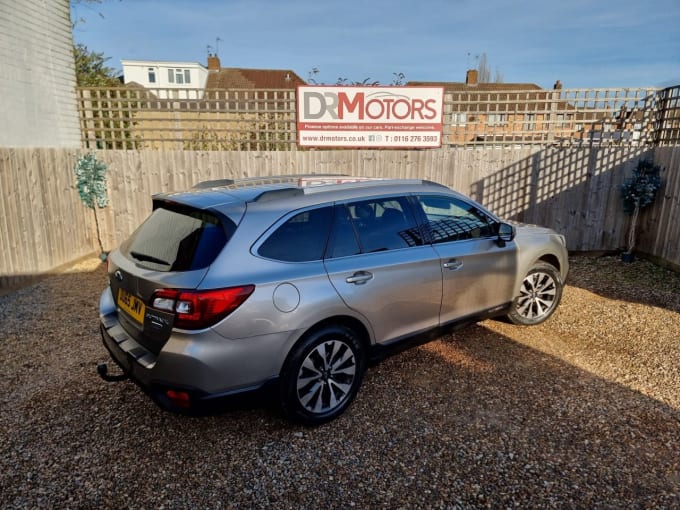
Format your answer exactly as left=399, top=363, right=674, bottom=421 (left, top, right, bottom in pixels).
left=98, top=176, right=568, bottom=425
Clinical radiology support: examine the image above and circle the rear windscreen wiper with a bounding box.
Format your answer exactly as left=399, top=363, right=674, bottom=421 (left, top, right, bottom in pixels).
left=130, top=251, right=171, bottom=266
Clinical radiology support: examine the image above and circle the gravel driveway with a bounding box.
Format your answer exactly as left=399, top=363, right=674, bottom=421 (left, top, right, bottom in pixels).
left=1, top=256, right=678, bottom=509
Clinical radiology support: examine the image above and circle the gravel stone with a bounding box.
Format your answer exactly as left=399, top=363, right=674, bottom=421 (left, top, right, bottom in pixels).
left=0, top=255, right=678, bottom=508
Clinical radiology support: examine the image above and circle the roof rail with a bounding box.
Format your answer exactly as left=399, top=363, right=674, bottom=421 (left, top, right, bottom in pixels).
left=251, top=178, right=444, bottom=202
left=192, top=174, right=348, bottom=190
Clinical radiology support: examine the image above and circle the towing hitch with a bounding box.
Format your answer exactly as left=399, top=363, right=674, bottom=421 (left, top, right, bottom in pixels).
left=97, top=362, right=129, bottom=382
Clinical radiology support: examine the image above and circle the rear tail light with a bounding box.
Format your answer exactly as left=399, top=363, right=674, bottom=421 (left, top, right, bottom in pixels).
left=152, top=285, right=255, bottom=330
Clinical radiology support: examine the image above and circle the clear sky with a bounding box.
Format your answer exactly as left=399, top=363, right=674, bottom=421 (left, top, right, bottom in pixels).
left=71, top=0, right=680, bottom=89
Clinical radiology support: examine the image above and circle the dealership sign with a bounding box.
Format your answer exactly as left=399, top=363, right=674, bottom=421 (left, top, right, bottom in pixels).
left=297, top=86, right=444, bottom=148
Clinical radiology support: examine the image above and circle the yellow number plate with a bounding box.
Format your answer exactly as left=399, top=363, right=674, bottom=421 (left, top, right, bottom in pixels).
left=117, top=288, right=145, bottom=324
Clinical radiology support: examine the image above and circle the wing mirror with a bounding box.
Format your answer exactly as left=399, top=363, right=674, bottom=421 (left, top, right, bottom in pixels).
left=496, top=222, right=515, bottom=247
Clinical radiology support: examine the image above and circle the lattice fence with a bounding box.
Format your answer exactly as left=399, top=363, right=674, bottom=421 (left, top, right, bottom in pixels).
left=76, top=85, right=680, bottom=150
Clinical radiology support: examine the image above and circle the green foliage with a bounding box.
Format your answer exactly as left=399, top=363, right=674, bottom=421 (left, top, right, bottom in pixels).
left=336, top=77, right=380, bottom=86
left=621, top=159, right=662, bottom=214
left=307, top=67, right=406, bottom=86
left=75, top=153, right=109, bottom=209
left=73, top=43, right=120, bottom=87
left=74, top=43, right=140, bottom=150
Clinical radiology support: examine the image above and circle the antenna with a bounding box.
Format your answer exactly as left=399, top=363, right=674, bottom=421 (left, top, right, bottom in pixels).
left=215, top=37, right=222, bottom=57
left=207, top=44, right=213, bottom=57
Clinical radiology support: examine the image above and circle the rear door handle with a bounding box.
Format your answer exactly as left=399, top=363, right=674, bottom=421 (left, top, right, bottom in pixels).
left=443, top=259, right=463, bottom=271
left=346, top=271, right=373, bottom=285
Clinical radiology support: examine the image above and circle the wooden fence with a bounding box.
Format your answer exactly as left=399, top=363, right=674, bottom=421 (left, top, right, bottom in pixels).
left=76, top=85, right=680, bottom=150
left=0, top=149, right=99, bottom=289
left=1, top=146, right=678, bottom=289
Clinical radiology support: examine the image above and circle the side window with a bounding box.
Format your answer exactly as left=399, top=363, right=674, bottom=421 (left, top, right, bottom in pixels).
left=258, top=207, right=332, bottom=262
left=417, top=195, right=496, bottom=243
left=340, top=196, right=422, bottom=254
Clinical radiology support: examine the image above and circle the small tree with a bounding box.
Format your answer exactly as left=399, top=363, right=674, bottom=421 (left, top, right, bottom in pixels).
left=73, top=43, right=120, bottom=87
left=75, top=153, right=109, bottom=258
left=621, top=159, right=662, bottom=257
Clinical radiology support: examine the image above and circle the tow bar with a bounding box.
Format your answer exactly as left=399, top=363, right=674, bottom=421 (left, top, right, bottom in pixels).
left=96, top=362, right=129, bottom=382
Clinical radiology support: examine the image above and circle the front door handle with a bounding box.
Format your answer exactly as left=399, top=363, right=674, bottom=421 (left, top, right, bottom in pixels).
left=443, top=259, right=463, bottom=271
left=346, top=271, right=373, bottom=285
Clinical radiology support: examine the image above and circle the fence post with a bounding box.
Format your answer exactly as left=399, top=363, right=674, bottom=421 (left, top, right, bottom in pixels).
left=547, top=89, right=559, bottom=144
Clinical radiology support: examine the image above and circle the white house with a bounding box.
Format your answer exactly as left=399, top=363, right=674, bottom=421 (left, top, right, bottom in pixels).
left=121, top=60, right=210, bottom=99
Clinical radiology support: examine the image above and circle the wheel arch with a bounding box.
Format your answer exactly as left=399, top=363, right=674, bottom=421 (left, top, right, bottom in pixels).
left=280, top=315, right=372, bottom=375
left=304, top=315, right=372, bottom=351
left=537, top=253, right=562, bottom=273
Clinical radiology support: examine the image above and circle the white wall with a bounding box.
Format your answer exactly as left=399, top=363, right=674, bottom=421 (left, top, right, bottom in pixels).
left=121, top=60, right=209, bottom=99
left=0, top=0, right=81, bottom=148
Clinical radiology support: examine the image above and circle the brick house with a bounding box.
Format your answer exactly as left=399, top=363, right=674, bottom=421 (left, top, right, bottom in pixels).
left=410, top=70, right=574, bottom=145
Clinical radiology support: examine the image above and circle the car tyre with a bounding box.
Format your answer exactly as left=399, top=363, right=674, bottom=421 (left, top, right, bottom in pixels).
left=280, top=325, right=366, bottom=426
left=507, top=262, right=563, bottom=326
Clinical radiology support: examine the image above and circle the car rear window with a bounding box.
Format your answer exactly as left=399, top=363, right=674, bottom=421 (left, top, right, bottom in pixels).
left=121, top=205, right=234, bottom=272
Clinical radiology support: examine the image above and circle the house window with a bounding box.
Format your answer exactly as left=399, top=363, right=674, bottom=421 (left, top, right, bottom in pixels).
left=487, top=114, right=507, bottom=126
left=524, top=114, right=535, bottom=131
left=167, top=68, right=192, bottom=85
left=452, top=113, right=467, bottom=126
left=148, top=68, right=156, bottom=84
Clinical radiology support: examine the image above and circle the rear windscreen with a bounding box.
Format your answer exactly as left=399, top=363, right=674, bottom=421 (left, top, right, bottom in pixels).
left=121, top=205, right=234, bottom=272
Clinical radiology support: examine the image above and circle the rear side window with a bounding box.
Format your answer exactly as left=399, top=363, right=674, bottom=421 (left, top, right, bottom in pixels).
left=122, top=206, right=233, bottom=272
left=258, top=207, right=332, bottom=262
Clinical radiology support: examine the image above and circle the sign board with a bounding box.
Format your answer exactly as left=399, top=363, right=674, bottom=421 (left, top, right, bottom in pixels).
left=297, top=86, right=444, bottom=148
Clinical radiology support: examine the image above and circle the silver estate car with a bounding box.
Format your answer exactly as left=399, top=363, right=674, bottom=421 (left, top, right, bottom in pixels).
left=98, top=176, right=568, bottom=425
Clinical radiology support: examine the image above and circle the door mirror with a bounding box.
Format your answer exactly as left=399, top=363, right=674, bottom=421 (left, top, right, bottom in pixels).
left=496, top=222, right=515, bottom=247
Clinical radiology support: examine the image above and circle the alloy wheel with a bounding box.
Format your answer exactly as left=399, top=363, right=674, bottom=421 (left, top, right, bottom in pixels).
left=515, top=271, right=558, bottom=321
left=296, top=340, right=357, bottom=414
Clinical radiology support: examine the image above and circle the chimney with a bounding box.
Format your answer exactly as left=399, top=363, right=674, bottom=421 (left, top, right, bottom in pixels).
left=207, top=55, right=221, bottom=71
left=553, top=80, right=562, bottom=90
left=466, top=69, right=478, bottom=87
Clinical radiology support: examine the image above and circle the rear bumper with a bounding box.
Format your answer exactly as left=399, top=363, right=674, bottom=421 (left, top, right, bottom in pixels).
left=99, top=320, right=278, bottom=413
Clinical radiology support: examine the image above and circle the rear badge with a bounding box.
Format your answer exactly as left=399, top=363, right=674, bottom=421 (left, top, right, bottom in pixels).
left=146, top=311, right=170, bottom=330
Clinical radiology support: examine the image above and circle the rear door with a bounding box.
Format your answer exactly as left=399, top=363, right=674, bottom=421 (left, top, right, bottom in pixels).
left=414, top=194, right=517, bottom=324
left=110, top=204, right=234, bottom=353
left=324, top=196, right=442, bottom=344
